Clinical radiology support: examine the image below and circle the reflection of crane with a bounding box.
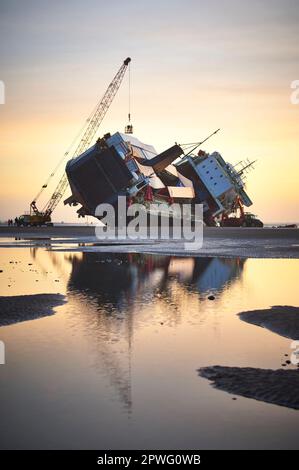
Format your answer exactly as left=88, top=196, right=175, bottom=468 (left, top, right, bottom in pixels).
left=18, top=58, right=131, bottom=227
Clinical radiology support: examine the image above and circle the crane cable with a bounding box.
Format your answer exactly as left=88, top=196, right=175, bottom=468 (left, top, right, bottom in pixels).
left=180, top=128, right=221, bottom=155
left=128, top=61, right=131, bottom=124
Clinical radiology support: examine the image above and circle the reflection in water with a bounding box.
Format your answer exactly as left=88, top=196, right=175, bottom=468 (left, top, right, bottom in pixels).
left=65, top=253, right=246, bottom=411
left=68, top=253, right=246, bottom=307
left=2, top=247, right=298, bottom=449
left=30, top=246, right=73, bottom=283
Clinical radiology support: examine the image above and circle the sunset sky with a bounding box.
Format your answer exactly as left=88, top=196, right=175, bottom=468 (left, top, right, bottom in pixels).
left=0, top=0, right=298, bottom=223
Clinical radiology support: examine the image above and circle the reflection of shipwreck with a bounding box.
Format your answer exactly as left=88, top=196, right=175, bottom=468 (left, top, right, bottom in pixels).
left=65, top=131, right=254, bottom=226
left=66, top=252, right=245, bottom=412
left=68, top=253, right=246, bottom=307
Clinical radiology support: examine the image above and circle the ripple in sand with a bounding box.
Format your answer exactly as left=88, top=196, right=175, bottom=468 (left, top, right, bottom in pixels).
left=238, top=305, right=299, bottom=340
left=199, top=365, right=299, bottom=410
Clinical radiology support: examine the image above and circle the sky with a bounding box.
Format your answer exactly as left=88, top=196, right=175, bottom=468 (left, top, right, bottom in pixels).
left=0, top=0, right=298, bottom=223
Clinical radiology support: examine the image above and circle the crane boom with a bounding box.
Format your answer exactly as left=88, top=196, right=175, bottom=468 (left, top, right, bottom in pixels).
left=31, top=57, right=131, bottom=219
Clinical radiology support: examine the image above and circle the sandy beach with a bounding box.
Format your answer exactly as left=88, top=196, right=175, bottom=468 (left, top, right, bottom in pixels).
left=198, top=366, right=299, bottom=410
left=239, top=306, right=299, bottom=340
left=2, top=0, right=299, bottom=454
left=1, top=226, right=299, bottom=447
left=199, top=304, right=299, bottom=410
left=0, top=241, right=299, bottom=449
left=1, top=225, right=298, bottom=258
left=0, top=293, right=66, bottom=327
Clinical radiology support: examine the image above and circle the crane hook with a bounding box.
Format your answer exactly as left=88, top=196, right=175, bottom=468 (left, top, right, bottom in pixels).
left=125, top=60, right=133, bottom=134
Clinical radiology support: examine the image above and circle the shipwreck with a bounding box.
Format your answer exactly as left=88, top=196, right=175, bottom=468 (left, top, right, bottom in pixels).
left=64, top=131, right=256, bottom=227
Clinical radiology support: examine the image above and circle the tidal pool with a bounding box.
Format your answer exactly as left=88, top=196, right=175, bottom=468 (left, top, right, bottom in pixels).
left=0, top=247, right=298, bottom=449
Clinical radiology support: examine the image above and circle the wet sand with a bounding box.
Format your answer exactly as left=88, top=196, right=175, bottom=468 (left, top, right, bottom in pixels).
left=200, top=305, right=299, bottom=411
left=1, top=224, right=298, bottom=239
left=0, top=225, right=298, bottom=258
left=198, top=366, right=299, bottom=410
left=0, top=293, right=66, bottom=326
left=239, top=306, right=299, bottom=340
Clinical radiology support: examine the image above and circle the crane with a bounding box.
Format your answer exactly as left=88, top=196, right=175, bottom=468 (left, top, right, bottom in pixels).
left=18, top=57, right=131, bottom=227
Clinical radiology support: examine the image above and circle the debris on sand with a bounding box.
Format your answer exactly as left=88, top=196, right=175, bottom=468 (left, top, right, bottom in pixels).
left=0, top=294, right=66, bottom=327
left=198, top=365, right=299, bottom=410
left=238, top=305, right=299, bottom=340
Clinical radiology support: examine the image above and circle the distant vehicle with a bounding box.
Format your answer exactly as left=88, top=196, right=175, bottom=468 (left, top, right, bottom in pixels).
left=16, top=214, right=53, bottom=227
left=221, top=212, right=263, bottom=228
left=275, top=224, right=297, bottom=229
left=241, top=213, right=263, bottom=227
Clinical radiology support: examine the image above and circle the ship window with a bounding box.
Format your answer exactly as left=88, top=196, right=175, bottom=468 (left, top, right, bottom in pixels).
left=206, top=171, right=209, bottom=174
left=115, top=144, right=126, bottom=158
left=220, top=175, right=223, bottom=178
left=210, top=176, right=213, bottom=180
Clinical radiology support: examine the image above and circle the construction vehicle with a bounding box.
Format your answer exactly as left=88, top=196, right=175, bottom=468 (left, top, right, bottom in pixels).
left=18, top=57, right=132, bottom=226
left=15, top=213, right=52, bottom=227
left=220, top=198, right=263, bottom=227
left=243, top=213, right=263, bottom=227
left=221, top=213, right=263, bottom=227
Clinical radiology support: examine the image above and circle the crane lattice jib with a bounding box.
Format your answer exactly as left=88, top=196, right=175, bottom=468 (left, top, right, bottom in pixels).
left=41, top=57, right=131, bottom=217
